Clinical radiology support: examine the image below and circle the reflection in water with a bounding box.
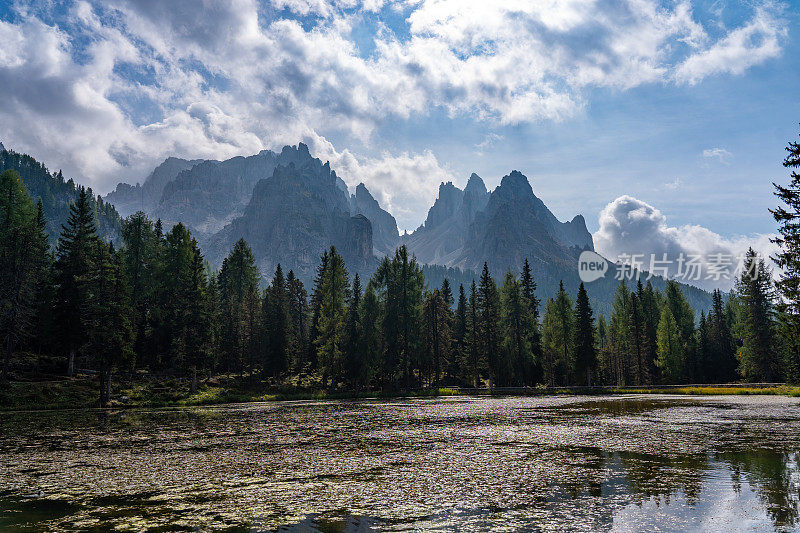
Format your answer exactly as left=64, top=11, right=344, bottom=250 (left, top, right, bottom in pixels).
left=1, top=395, right=800, bottom=531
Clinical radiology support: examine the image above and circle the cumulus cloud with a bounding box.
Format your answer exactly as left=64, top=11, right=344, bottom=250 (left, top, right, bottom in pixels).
left=593, top=195, right=778, bottom=290
left=0, top=0, right=788, bottom=222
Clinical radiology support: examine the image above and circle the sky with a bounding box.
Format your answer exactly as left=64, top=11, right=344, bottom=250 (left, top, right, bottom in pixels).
left=0, top=0, right=798, bottom=287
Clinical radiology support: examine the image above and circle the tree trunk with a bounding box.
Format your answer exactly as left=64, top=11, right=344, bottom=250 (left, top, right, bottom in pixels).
left=1, top=337, right=13, bottom=381
left=100, top=368, right=112, bottom=408
left=191, top=366, right=198, bottom=394
left=67, top=347, right=75, bottom=377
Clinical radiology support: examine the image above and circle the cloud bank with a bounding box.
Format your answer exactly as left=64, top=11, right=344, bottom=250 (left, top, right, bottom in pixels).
left=593, top=195, right=777, bottom=291
left=0, top=0, right=788, bottom=230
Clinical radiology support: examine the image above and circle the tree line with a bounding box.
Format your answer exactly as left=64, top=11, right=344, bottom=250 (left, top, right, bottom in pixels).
left=1, top=130, right=799, bottom=405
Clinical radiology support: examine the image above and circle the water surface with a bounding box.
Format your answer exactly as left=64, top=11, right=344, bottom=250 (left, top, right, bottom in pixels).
left=1, top=394, right=799, bottom=531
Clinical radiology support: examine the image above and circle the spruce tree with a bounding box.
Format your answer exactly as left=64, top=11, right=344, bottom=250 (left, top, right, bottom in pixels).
left=656, top=305, right=683, bottom=383
left=461, top=280, right=486, bottom=387
left=0, top=170, right=47, bottom=379
left=541, top=281, right=574, bottom=386
left=520, top=258, right=542, bottom=381
left=314, top=246, right=349, bottom=389
left=707, top=289, right=737, bottom=382
left=358, top=282, right=382, bottom=392
left=477, top=263, right=502, bottom=389
left=264, top=264, right=289, bottom=377
left=55, top=186, right=99, bottom=376
left=736, top=249, right=777, bottom=382
left=81, top=241, right=134, bottom=406
left=771, top=130, right=800, bottom=379
left=452, top=284, right=468, bottom=380
left=573, top=282, right=597, bottom=386
left=500, top=271, right=532, bottom=386
left=286, top=270, right=308, bottom=372
left=344, top=274, right=363, bottom=389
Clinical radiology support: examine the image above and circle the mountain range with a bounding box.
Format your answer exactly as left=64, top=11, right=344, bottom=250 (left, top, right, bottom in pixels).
left=1, top=140, right=713, bottom=315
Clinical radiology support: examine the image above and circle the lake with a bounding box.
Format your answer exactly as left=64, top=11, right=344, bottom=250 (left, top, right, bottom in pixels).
left=1, top=395, right=799, bottom=532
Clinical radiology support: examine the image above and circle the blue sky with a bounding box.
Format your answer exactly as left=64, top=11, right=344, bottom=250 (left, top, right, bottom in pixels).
left=0, top=0, right=797, bottom=273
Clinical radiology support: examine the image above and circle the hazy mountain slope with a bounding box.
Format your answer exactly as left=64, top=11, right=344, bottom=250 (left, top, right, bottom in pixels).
left=205, top=157, right=375, bottom=282
left=349, top=183, right=399, bottom=255
left=105, top=157, right=204, bottom=218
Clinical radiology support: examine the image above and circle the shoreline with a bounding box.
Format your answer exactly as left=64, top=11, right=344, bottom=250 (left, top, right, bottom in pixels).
left=1, top=379, right=798, bottom=412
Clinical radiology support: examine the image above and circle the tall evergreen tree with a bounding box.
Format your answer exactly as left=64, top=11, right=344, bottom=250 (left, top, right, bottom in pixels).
left=314, top=246, right=349, bottom=389
left=520, top=258, right=542, bottom=381
left=771, top=130, right=800, bottom=380
left=264, top=264, right=289, bottom=377
left=452, top=284, right=468, bottom=380
left=218, top=238, right=260, bottom=374
left=461, top=280, right=486, bottom=387
left=736, top=249, right=778, bottom=382
left=344, top=274, right=363, bottom=389
left=286, top=270, right=308, bottom=372
left=500, top=271, right=532, bottom=386
left=706, top=289, right=737, bottom=382
left=477, top=263, right=502, bottom=388
left=82, top=241, right=134, bottom=406
left=54, top=186, right=99, bottom=376
left=541, top=281, right=574, bottom=386
left=656, top=305, right=683, bottom=383
left=422, top=288, right=451, bottom=386
left=358, top=282, right=383, bottom=392
left=0, top=170, right=48, bottom=379
left=573, top=282, right=597, bottom=386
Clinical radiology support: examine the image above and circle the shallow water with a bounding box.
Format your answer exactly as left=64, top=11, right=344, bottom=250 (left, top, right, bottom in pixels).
left=1, top=394, right=800, bottom=532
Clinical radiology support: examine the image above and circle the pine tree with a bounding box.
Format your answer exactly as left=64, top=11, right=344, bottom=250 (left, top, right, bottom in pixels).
left=706, top=289, right=737, bottom=382
left=452, top=284, right=468, bottom=380
left=0, top=170, right=47, bottom=379
left=573, top=282, right=597, bottom=386
left=422, top=288, right=451, bottom=387
left=218, top=238, right=260, bottom=374
left=771, top=130, right=800, bottom=380
left=736, top=249, right=777, bottom=382
left=541, top=281, right=574, bottom=386
left=314, top=246, right=349, bottom=389
left=286, top=270, right=308, bottom=372
left=604, top=280, right=631, bottom=386
left=358, top=282, right=382, bottom=392
left=656, top=305, right=683, bottom=383
left=371, top=246, right=424, bottom=389
left=520, top=258, right=542, bottom=381
left=461, top=280, right=486, bottom=387
left=477, top=263, right=502, bottom=389
left=664, top=280, right=696, bottom=381
left=54, top=186, right=100, bottom=376
left=264, top=264, right=289, bottom=377
left=120, top=212, right=159, bottom=367
left=500, top=271, right=532, bottom=386
left=344, top=274, right=363, bottom=389
left=81, top=241, right=134, bottom=406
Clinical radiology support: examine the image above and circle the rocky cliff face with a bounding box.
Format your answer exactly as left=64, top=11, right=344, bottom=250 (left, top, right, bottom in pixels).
left=105, top=157, right=204, bottom=218
left=153, top=144, right=317, bottom=234
left=349, top=183, right=399, bottom=256
left=206, top=157, right=375, bottom=281
left=405, top=169, right=593, bottom=277
left=401, top=174, right=490, bottom=265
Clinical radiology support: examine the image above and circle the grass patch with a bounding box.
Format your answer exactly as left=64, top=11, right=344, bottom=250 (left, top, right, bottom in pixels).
left=0, top=379, right=98, bottom=411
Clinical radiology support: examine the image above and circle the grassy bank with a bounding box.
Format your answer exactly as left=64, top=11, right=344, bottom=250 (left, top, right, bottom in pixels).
left=1, top=377, right=797, bottom=412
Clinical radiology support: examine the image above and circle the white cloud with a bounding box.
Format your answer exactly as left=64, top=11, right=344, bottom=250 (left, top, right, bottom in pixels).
left=675, top=4, right=785, bottom=85
left=702, top=147, right=733, bottom=164
left=301, top=132, right=453, bottom=231
left=0, top=0, right=788, bottom=222
left=593, top=195, right=778, bottom=290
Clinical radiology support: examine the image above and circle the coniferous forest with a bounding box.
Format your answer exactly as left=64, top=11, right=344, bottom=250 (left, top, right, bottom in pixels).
left=0, top=133, right=799, bottom=407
